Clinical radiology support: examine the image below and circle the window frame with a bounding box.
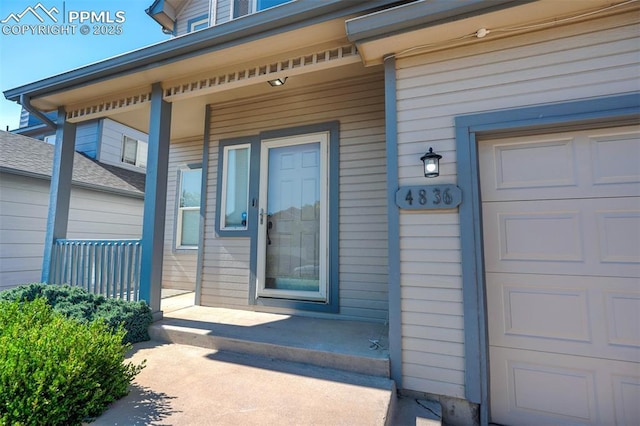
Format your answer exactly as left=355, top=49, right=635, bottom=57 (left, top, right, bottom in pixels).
left=231, top=0, right=291, bottom=19
left=121, top=135, right=148, bottom=169
left=175, top=166, right=203, bottom=250
left=219, top=143, right=251, bottom=231
left=215, top=136, right=260, bottom=237
left=187, top=14, right=208, bottom=32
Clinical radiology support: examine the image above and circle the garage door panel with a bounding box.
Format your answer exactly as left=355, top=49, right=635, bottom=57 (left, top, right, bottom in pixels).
left=606, top=292, right=640, bottom=348
left=483, top=125, right=640, bottom=425
left=597, top=210, right=640, bottom=264
left=489, top=279, right=591, bottom=343
left=490, top=347, right=639, bottom=426
left=487, top=273, right=640, bottom=362
left=480, top=126, right=640, bottom=202
left=491, top=137, right=578, bottom=190
left=483, top=197, right=640, bottom=277
left=612, top=375, right=640, bottom=426
left=591, top=131, right=640, bottom=186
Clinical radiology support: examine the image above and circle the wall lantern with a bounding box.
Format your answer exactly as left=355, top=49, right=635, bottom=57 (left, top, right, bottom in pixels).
left=420, top=147, right=442, bottom=178
left=268, top=77, right=287, bottom=87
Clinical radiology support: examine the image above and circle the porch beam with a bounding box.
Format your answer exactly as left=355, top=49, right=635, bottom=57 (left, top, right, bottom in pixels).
left=41, top=107, right=76, bottom=283
left=140, top=82, right=172, bottom=316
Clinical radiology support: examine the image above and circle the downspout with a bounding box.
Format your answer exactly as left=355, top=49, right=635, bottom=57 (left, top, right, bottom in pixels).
left=20, top=94, right=57, bottom=130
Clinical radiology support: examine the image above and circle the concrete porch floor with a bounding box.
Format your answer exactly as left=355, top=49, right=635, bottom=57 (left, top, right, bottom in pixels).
left=154, top=290, right=390, bottom=377
left=90, top=290, right=441, bottom=425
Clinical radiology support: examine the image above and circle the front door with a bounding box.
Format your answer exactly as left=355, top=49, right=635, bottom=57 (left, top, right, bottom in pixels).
left=256, top=133, right=328, bottom=301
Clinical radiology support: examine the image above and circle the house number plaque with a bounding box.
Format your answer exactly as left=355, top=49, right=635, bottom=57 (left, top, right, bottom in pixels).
left=395, top=184, right=462, bottom=210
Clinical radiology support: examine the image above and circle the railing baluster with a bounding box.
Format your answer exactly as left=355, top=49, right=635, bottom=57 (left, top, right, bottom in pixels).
left=62, top=241, right=69, bottom=285
left=50, top=239, right=142, bottom=301
left=118, top=243, right=125, bottom=299
left=70, top=242, right=77, bottom=287
left=133, top=242, right=142, bottom=300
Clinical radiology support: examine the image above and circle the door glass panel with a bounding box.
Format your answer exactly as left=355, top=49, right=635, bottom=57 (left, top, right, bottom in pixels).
left=265, top=142, right=320, bottom=293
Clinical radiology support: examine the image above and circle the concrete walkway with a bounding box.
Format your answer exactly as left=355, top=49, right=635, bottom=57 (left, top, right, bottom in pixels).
left=91, top=292, right=441, bottom=425
left=92, top=341, right=396, bottom=426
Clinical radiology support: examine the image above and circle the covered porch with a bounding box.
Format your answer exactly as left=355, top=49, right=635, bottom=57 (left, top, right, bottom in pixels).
left=26, top=18, right=385, bottom=312
left=7, top=0, right=397, bottom=380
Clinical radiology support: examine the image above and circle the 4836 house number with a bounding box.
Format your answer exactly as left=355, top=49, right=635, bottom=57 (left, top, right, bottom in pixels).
left=395, top=184, right=462, bottom=210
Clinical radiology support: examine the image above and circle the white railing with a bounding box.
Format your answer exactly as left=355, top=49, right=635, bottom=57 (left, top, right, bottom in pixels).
left=51, top=239, right=142, bottom=301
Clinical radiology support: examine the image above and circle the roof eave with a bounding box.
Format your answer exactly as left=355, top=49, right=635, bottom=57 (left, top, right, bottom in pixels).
left=0, top=167, right=144, bottom=198
left=145, top=0, right=177, bottom=34
left=346, top=0, right=533, bottom=44
left=4, top=0, right=401, bottom=104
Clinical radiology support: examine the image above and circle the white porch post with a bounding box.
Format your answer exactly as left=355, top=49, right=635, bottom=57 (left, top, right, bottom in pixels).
left=41, top=107, right=76, bottom=283
left=140, top=82, right=172, bottom=316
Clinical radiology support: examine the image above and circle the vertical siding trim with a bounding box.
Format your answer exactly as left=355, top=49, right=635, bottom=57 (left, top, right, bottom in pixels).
left=384, top=56, right=402, bottom=387
left=210, top=0, right=216, bottom=26
left=455, top=125, right=485, bottom=410
left=455, top=92, right=640, bottom=425
left=195, top=106, right=211, bottom=305
left=95, top=119, right=104, bottom=162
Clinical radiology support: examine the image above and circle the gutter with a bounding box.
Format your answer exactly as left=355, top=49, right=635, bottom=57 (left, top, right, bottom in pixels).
left=346, top=0, right=532, bottom=44
left=4, top=0, right=402, bottom=104
left=20, top=95, right=56, bottom=130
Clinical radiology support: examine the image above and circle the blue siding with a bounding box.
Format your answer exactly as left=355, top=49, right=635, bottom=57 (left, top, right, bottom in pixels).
left=175, top=0, right=210, bottom=35
left=74, top=121, right=100, bottom=159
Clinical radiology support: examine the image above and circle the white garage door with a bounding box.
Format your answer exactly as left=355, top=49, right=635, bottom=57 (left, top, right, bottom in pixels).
left=479, top=126, right=640, bottom=425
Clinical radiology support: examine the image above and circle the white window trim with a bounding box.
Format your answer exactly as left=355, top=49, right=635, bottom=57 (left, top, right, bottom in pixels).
left=219, top=143, right=251, bottom=231
left=210, top=0, right=217, bottom=27
left=176, top=206, right=200, bottom=249
left=121, top=135, right=147, bottom=169
left=176, top=168, right=202, bottom=250
left=230, top=0, right=290, bottom=20
left=188, top=16, right=208, bottom=32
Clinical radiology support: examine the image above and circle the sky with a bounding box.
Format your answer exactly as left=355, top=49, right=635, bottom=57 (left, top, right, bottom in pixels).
left=0, top=0, right=171, bottom=131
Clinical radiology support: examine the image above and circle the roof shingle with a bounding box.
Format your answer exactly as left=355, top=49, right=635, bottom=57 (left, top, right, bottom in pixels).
left=0, top=130, right=145, bottom=196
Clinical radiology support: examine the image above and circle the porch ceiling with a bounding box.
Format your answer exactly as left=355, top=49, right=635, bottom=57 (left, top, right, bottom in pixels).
left=25, top=17, right=371, bottom=139
left=105, top=59, right=380, bottom=140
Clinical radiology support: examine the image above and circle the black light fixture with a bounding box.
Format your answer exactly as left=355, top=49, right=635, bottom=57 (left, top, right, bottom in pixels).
left=268, top=77, right=287, bottom=87
left=420, top=147, right=441, bottom=178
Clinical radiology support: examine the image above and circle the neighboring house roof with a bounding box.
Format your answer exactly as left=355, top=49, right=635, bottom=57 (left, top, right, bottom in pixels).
left=0, top=131, right=145, bottom=197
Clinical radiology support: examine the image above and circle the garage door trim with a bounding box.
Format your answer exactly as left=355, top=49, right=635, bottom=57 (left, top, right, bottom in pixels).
left=454, top=92, right=640, bottom=425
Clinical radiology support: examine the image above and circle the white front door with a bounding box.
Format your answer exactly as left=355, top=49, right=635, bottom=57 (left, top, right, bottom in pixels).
left=480, top=126, right=640, bottom=425
left=256, top=133, right=329, bottom=301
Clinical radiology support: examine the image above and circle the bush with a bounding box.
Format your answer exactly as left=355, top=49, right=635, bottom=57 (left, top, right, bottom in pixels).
left=0, top=283, right=152, bottom=344
left=0, top=298, right=145, bottom=425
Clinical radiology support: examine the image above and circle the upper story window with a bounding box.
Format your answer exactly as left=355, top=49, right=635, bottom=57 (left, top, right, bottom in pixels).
left=187, top=14, right=208, bottom=32
left=122, top=136, right=148, bottom=169
left=232, top=0, right=291, bottom=19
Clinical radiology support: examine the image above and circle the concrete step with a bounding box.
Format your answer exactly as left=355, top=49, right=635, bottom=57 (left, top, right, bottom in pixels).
left=94, top=341, right=398, bottom=425
left=149, top=314, right=390, bottom=377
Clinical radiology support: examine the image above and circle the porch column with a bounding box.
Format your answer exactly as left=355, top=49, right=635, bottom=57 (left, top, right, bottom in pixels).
left=41, top=107, right=76, bottom=283
left=140, top=82, right=172, bottom=316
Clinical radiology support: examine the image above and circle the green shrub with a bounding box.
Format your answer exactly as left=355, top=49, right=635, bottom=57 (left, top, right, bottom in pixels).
left=0, top=283, right=152, bottom=344
left=0, top=298, right=145, bottom=425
